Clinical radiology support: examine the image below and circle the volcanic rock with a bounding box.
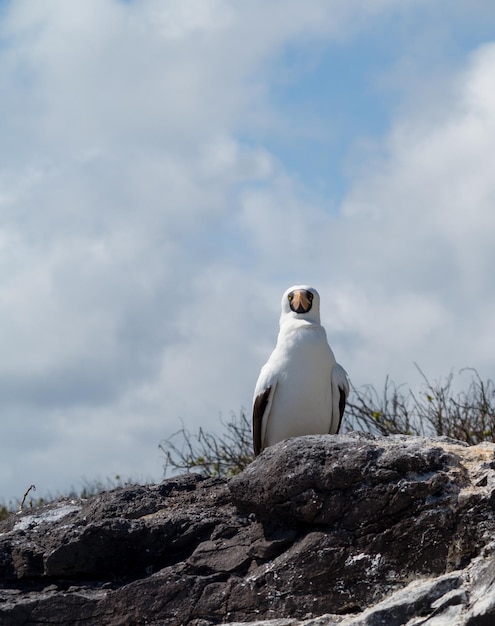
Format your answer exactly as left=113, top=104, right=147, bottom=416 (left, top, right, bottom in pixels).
left=1, top=433, right=495, bottom=625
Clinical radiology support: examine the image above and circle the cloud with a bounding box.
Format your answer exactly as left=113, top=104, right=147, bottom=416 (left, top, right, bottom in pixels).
left=335, top=41, right=495, bottom=384
left=0, top=0, right=494, bottom=500
left=0, top=0, right=361, bottom=499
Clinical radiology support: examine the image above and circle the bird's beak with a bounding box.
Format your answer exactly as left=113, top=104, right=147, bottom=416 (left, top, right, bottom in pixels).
left=290, top=289, right=312, bottom=314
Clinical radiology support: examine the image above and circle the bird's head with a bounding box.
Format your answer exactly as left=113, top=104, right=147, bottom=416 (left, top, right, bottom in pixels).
left=280, top=285, right=321, bottom=325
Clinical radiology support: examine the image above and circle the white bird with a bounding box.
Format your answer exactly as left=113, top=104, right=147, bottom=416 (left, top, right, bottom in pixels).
left=252, top=285, right=349, bottom=456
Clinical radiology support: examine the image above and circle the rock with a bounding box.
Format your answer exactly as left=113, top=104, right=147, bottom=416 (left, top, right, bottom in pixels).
left=1, top=433, right=495, bottom=625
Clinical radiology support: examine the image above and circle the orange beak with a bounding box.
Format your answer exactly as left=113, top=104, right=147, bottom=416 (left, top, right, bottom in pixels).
left=290, top=289, right=312, bottom=314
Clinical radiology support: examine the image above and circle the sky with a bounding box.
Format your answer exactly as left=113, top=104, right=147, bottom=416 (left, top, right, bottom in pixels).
left=2, top=0, right=495, bottom=502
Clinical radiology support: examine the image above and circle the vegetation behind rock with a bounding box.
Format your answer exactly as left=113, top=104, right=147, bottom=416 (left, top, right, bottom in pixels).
left=161, top=367, right=495, bottom=478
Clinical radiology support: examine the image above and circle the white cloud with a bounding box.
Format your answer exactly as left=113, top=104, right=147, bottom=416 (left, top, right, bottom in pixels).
left=0, top=0, right=494, bottom=501
left=0, top=0, right=357, bottom=499
left=335, top=41, right=495, bottom=387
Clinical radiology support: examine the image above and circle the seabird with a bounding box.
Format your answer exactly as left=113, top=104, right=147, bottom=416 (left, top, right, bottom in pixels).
left=252, top=285, right=349, bottom=456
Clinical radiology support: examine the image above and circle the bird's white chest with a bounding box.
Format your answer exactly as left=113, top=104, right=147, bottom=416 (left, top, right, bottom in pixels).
left=262, top=325, right=336, bottom=445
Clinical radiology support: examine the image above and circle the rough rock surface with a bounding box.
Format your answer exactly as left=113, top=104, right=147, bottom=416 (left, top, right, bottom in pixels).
left=1, top=432, right=495, bottom=625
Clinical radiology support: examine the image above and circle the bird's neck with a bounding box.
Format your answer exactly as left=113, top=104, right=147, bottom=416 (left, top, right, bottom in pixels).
left=278, top=317, right=321, bottom=337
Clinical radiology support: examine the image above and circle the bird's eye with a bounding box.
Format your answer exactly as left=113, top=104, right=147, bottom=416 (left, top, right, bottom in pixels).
left=287, top=294, right=293, bottom=301
left=308, top=292, right=314, bottom=301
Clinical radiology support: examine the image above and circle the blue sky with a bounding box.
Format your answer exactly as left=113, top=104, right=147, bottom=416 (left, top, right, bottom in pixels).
left=1, top=0, right=495, bottom=502
left=264, top=5, right=495, bottom=203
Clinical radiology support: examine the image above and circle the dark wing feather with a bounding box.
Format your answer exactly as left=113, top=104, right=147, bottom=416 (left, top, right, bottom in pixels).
left=252, top=387, right=271, bottom=456
left=329, top=385, right=347, bottom=435
left=336, top=386, right=347, bottom=434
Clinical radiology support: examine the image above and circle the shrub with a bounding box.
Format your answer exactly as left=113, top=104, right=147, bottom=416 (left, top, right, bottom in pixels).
left=347, top=367, right=495, bottom=444
left=159, top=412, right=254, bottom=478
left=161, top=368, right=495, bottom=477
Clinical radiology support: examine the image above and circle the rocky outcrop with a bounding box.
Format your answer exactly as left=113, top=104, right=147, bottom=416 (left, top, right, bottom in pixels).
left=1, top=432, right=495, bottom=625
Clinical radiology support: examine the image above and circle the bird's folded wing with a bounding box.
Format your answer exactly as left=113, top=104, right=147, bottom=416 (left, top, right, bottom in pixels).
left=252, top=381, right=277, bottom=456
left=331, top=363, right=350, bottom=433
